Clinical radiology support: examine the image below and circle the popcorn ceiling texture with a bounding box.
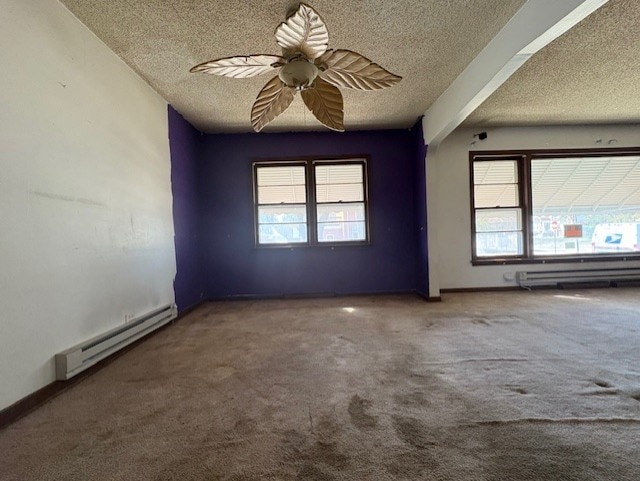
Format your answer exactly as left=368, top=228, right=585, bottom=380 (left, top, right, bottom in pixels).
left=465, top=0, right=640, bottom=127
left=59, top=0, right=525, bottom=132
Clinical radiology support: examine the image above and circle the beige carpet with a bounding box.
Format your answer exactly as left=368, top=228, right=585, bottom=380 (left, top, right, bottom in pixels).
left=2, top=289, right=640, bottom=480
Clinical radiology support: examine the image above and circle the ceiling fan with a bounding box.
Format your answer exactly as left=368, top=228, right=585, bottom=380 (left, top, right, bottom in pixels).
left=190, top=3, right=402, bottom=132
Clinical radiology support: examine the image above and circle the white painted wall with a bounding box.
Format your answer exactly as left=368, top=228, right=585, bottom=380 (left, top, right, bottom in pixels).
left=429, top=125, right=640, bottom=292
left=0, top=0, right=176, bottom=409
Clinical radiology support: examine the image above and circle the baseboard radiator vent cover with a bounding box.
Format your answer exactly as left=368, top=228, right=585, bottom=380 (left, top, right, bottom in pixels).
left=55, top=304, right=177, bottom=380
left=516, top=267, right=640, bottom=289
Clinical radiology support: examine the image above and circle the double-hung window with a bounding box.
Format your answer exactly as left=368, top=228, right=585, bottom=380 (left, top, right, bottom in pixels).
left=472, top=157, right=524, bottom=258
left=470, top=148, right=640, bottom=264
left=254, top=158, right=369, bottom=246
left=255, top=163, right=308, bottom=245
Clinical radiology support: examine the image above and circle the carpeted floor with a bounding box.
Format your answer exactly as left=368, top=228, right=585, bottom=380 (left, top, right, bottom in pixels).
left=1, top=289, right=640, bottom=480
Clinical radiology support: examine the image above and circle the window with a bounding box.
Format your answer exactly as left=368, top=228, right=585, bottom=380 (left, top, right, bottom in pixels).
left=255, top=164, right=308, bottom=244
left=254, top=158, right=369, bottom=246
left=470, top=148, right=640, bottom=264
left=472, top=159, right=524, bottom=257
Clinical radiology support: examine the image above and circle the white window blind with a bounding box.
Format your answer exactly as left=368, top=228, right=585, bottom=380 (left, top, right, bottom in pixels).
left=315, top=163, right=366, bottom=243
left=256, top=165, right=308, bottom=244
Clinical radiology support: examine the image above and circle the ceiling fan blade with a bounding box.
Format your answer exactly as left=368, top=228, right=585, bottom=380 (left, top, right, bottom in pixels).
left=301, top=77, right=344, bottom=132
left=275, top=3, right=329, bottom=60
left=251, top=76, right=296, bottom=132
left=190, top=55, right=285, bottom=78
left=316, top=49, right=402, bottom=90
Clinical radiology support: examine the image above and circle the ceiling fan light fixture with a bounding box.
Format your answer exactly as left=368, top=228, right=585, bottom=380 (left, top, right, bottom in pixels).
left=190, top=3, right=402, bottom=132
left=278, top=59, right=318, bottom=90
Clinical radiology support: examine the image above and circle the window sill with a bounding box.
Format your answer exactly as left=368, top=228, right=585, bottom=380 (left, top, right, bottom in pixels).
left=472, top=253, right=640, bottom=266
left=255, top=241, right=372, bottom=249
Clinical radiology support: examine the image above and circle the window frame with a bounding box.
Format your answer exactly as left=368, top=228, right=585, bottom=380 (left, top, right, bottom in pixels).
left=253, top=156, right=371, bottom=247
left=470, top=155, right=527, bottom=261
left=253, top=160, right=309, bottom=246
left=470, top=147, right=640, bottom=265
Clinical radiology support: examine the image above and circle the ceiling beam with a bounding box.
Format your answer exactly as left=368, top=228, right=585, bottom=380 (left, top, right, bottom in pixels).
left=421, top=0, right=610, bottom=146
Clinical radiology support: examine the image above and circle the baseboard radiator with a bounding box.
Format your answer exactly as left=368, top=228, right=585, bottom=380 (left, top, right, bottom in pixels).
left=516, top=267, right=640, bottom=289
left=55, top=304, right=177, bottom=380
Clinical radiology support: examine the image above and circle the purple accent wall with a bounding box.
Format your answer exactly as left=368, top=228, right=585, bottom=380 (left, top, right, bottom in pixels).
left=412, top=118, right=429, bottom=297
left=198, top=128, right=424, bottom=298
left=168, top=106, right=205, bottom=311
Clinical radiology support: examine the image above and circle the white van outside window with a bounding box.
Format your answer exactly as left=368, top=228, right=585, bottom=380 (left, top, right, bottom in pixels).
left=592, top=223, right=640, bottom=253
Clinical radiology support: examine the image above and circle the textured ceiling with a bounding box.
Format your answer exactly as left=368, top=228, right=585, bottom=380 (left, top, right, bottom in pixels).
left=60, top=0, right=526, bottom=133
left=465, top=0, right=640, bottom=127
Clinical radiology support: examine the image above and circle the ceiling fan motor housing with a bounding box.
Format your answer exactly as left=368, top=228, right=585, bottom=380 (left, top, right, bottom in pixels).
left=278, top=58, right=319, bottom=90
